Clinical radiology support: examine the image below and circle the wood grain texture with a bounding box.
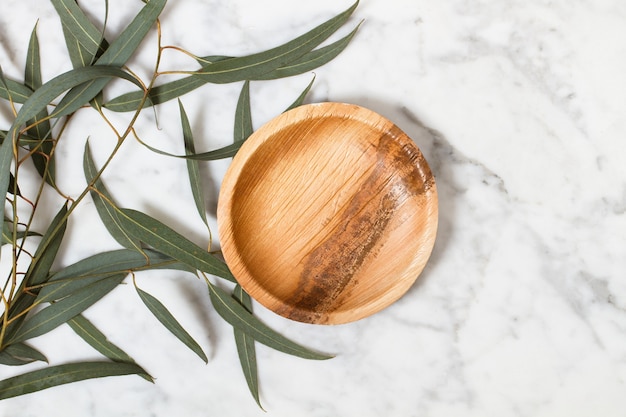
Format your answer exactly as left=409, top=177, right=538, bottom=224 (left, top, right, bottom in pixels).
left=217, top=103, right=437, bottom=324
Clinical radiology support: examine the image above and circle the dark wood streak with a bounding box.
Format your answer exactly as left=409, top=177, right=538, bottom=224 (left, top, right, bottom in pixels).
left=282, top=126, right=435, bottom=322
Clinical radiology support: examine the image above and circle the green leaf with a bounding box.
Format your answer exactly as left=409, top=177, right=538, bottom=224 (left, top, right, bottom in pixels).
left=25, top=23, right=56, bottom=186
left=55, top=0, right=166, bottom=115
left=138, top=139, right=243, bottom=161
left=8, top=274, right=125, bottom=344
left=255, top=23, right=361, bottom=80
left=4, top=202, right=68, bottom=340
left=51, top=0, right=104, bottom=63
left=135, top=285, right=208, bottom=363
left=137, top=78, right=315, bottom=162
left=25, top=23, right=42, bottom=91
left=116, top=208, right=235, bottom=282
left=103, top=1, right=359, bottom=111
left=84, top=141, right=142, bottom=250
left=20, top=66, right=141, bottom=127
left=0, top=361, right=150, bottom=400
left=233, top=285, right=262, bottom=409
left=207, top=281, right=332, bottom=360
left=234, top=81, right=253, bottom=143
left=67, top=314, right=152, bottom=381
left=0, top=343, right=47, bottom=366
left=284, top=75, right=315, bottom=112
left=24, top=202, right=68, bottom=287
left=179, top=0, right=359, bottom=83
left=178, top=100, right=209, bottom=227
left=1, top=218, right=38, bottom=245
left=0, top=67, right=32, bottom=104
left=36, top=248, right=191, bottom=304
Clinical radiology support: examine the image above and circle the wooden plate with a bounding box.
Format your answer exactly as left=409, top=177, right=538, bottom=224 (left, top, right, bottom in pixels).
left=217, top=102, right=437, bottom=324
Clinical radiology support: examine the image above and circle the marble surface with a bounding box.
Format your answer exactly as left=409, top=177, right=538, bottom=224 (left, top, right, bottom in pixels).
left=1, top=0, right=626, bottom=416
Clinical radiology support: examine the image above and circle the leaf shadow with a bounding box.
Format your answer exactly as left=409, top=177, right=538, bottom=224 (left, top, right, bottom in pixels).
left=178, top=278, right=220, bottom=359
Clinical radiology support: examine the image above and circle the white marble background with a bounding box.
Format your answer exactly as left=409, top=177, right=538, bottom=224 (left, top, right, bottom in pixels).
left=1, top=0, right=625, bottom=416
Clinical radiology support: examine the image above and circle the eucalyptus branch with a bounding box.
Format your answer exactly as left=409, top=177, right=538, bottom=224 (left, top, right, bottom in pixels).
left=0, top=0, right=358, bottom=403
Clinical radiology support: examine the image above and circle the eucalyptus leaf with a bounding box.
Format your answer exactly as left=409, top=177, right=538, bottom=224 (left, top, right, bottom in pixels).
left=0, top=66, right=32, bottom=104
left=2, top=218, right=38, bottom=245
left=137, top=79, right=316, bottom=162
left=8, top=274, right=125, bottom=345
left=103, top=1, right=359, bottom=111
left=4, top=202, right=69, bottom=340
left=135, top=285, right=208, bottom=363
left=67, top=314, right=152, bottom=381
left=0, top=130, right=53, bottom=148
left=178, top=99, right=209, bottom=227
left=0, top=343, right=47, bottom=366
left=55, top=0, right=166, bottom=116
left=284, top=75, right=315, bottom=112
left=233, top=285, right=262, bottom=409
left=17, top=66, right=141, bottom=128
left=36, top=248, right=191, bottom=304
left=255, top=23, right=361, bottom=80
left=84, top=141, right=142, bottom=251
left=115, top=208, right=235, bottom=282
left=51, top=0, right=105, bottom=62
left=0, top=361, right=150, bottom=400
left=137, top=139, right=243, bottom=161
left=234, top=81, right=253, bottom=143
left=207, top=282, right=332, bottom=360
left=25, top=23, right=42, bottom=90
left=25, top=23, right=55, bottom=186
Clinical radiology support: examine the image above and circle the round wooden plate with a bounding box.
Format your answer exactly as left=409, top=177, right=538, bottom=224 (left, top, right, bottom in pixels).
left=217, top=102, right=438, bottom=324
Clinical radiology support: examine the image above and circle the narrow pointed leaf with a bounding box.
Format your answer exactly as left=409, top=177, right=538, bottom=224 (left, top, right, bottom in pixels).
left=103, top=1, right=359, bottom=111
left=234, top=81, right=253, bottom=143
left=178, top=100, right=208, bottom=227
left=0, top=68, right=32, bottom=104
left=37, top=248, right=191, bottom=304
left=67, top=315, right=135, bottom=364
left=84, top=141, right=141, bottom=250
left=284, top=75, right=315, bottom=112
left=25, top=23, right=42, bottom=90
left=256, top=23, right=361, bottom=80
left=135, top=285, right=208, bottom=363
left=26, top=113, right=54, bottom=185
left=55, top=0, right=166, bottom=115
left=67, top=314, right=152, bottom=381
left=51, top=0, right=104, bottom=61
left=16, top=66, right=140, bottom=127
left=139, top=139, right=243, bottom=161
left=2, top=219, right=38, bottom=245
left=138, top=79, right=316, bottom=162
left=116, top=208, right=235, bottom=281
left=0, top=361, right=150, bottom=400
left=24, top=202, right=68, bottom=287
left=25, top=23, right=55, bottom=185
left=207, top=282, right=332, bottom=360
left=62, top=27, right=92, bottom=69
left=233, top=285, right=262, bottom=409
left=0, top=343, right=47, bottom=366
left=8, top=274, right=125, bottom=344
left=3, top=203, right=67, bottom=343
left=172, top=0, right=359, bottom=84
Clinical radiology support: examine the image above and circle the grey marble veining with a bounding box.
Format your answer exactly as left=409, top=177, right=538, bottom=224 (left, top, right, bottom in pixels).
left=0, top=0, right=625, bottom=416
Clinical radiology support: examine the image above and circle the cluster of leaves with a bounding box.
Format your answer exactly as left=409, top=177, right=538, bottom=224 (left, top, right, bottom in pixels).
left=0, top=0, right=359, bottom=408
